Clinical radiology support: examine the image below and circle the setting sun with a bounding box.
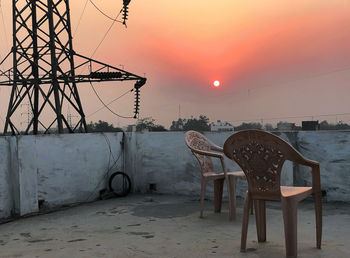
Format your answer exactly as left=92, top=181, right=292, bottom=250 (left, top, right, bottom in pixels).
left=213, top=80, right=220, bottom=87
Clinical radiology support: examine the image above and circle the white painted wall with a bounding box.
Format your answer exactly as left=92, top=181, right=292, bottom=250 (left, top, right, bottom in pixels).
left=34, top=133, right=123, bottom=207
left=0, top=131, right=349, bottom=220
left=0, top=137, right=12, bottom=218
left=0, top=133, right=123, bottom=218
left=124, top=132, right=294, bottom=199
left=296, top=131, right=350, bottom=202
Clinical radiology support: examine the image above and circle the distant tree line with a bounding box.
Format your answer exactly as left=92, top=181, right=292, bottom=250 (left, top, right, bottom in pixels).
left=82, top=118, right=350, bottom=134
left=87, top=120, right=123, bottom=132
left=319, top=120, right=350, bottom=130
left=87, top=118, right=167, bottom=132
left=135, top=117, right=167, bottom=132
left=170, top=115, right=211, bottom=132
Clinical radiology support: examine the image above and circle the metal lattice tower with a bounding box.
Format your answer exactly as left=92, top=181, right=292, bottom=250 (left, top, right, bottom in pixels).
left=0, top=0, right=146, bottom=135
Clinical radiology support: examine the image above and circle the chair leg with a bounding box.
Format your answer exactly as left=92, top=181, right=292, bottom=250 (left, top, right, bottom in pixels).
left=281, top=197, right=298, bottom=258
left=227, top=175, right=237, bottom=220
left=254, top=200, right=266, bottom=242
left=314, top=191, right=322, bottom=249
left=200, top=179, right=207, bottom=218
left=241, top=191, right=252, bottom=252
left=214, top=178, right=224, bottom=213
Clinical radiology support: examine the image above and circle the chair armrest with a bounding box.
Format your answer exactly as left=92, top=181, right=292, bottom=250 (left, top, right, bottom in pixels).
left=298, top=157, right=319, bottom=168
left=210, top=144, right=224, bottom=153
left=192, top=149, right=223, bottom=159
left=295, top=158, right=321, bottom=193
left=192, top=149, right=227, bottom=174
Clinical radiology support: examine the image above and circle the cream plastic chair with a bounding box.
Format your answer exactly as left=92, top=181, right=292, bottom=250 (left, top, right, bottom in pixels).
left=185, top=130, right=246, bottom=220
left=223, top=130, right=322, bottom=257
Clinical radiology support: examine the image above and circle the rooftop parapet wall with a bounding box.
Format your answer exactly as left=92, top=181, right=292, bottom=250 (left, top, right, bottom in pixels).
left=0, top=137, right=12, bottom=218
left=0, top=131, right=349, bottom=220
left=124, top=131, right=294, bottom=199
left=296, top=131, right=350, bottom=202
left=0, top=133, right=123, bottom=219
left=125, top=131, right=349, bottom=202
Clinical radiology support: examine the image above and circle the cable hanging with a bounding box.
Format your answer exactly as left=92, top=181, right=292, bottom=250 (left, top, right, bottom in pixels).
left=89, top=0, right=123, bottom=23
left=90, top=8, right=122, bottom=58
left=89, top=81, right=135, bottom=119
left=86, top=1, right=143, bottom=121
left=87, top=87, right=134, bottom=118
left=73, top=0, right=89, bottom=37
left=0, top=0, right=9, bottom=49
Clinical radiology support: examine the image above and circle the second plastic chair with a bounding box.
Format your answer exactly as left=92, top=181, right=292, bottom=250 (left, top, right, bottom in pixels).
left=185, top=130, right=246, bottom=220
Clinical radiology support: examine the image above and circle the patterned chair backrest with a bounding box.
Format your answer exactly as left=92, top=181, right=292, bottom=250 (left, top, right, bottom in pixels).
left=185, top=130, right=214, bottom=174
left=224, top=130, right=301, bottom=200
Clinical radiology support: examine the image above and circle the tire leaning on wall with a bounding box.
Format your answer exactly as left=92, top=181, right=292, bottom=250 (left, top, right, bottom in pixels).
left=108, top=171, right=131, bottom=197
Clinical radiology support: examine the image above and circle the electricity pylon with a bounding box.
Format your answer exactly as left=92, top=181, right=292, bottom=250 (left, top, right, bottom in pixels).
left=0, top=0, right=146, bottom=135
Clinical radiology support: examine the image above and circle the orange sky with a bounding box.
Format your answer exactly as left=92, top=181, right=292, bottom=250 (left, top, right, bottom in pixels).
left=1, top=0, right=350, bottom=128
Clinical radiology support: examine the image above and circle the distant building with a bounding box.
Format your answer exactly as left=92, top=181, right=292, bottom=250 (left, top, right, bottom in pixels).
left=302, top=121, right=320, bottom=131
left=210, top=120, right=234, bottom=132
left=277, top=122, right=296, bottom=131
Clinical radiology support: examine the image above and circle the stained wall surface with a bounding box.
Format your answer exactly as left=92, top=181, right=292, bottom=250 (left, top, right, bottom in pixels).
left=0, top=133, right=123, bottom=218
left=0, top=131, right=349, bottom=219
left=125, top=132, right=294, bottom=199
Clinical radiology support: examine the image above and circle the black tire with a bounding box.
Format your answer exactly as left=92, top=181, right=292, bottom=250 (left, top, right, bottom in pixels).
left=108, top=171, right=131, bottom=197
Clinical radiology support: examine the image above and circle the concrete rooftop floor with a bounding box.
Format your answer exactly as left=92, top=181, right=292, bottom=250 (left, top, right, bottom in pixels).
left=0, top=194, right=349, bottom=258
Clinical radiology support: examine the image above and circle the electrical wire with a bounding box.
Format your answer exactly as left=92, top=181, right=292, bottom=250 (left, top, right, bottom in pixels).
left=0, top=133, right=125, bottom=224
left=90, top=8, right=123, bottom=58
left=0, top=112, right=5, bottom=123
left=83, top=5, right=136, bottom=120
left=89, top=80, right=134, bottom=119
left=89, top=0, right=123, bottom=23
left=0, top=0, right=9, bottom=50
left=74, top=5, right=122, bottom=79
left=85, top=6, right=135, bottom=120
left=85, top=133, right=123, bottom=202
left=213, top=65, right=350, bottom=99
left=73, top=0, right=89, bottom=37
left=87, top=88, right=134, bottom=118
left=247, top=65, right=350, bottom=94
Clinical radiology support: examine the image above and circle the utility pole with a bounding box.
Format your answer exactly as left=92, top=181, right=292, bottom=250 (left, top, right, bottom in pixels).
left=20, top=102, right=33, bottom=130
left=67, top=106, right=78, bottom=129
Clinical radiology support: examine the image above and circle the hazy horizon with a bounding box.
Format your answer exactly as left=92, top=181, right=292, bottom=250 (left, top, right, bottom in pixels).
left=0, top=0, right=350, bottom=130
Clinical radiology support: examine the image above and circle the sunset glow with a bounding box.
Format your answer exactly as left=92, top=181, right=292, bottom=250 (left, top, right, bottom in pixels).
left=0, top=0, right=349, bottom=128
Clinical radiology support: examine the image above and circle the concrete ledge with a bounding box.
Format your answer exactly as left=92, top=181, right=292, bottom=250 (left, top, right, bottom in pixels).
left=0, top=131, right=349, bottom=220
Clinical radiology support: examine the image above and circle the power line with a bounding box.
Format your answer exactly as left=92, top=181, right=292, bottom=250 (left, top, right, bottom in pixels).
left=89, top=0, right=123, bottom=23
left=248, top=65, right=350, bottom=93
left=73, top=0, right=89, bottom=37
left=85, top=133, right=123, bottom=202
left=87, top=88, right=134, bottom=118
left=86, top=7, right=133, bottom=120
left=0, top=111, right=4, bottom=123
left=0, top=0, right=9, bottom=49
left=89, top=81, right=134, bottom=119
left=90, top=8, right=123, bottom=58
left=217, top=64, right=350, bottom=98
left=0, top=0, right=7, bottom=126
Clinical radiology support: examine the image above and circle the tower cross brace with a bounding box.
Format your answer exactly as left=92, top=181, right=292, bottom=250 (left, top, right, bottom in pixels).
left=0, top=0, right=146, bottom=135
